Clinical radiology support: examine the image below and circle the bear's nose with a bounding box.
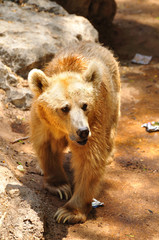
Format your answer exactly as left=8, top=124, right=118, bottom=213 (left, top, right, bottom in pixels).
left=76, top=127, right=89, bottom=139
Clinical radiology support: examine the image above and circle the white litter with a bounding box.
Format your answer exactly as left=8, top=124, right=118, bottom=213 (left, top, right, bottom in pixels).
left=92, top=198, right=104, bottom=208
left=17, top=165, right=24, bottom=172
left=141, top=121, right=159, bottom=132
left=131, top=53, right=152, bottom=65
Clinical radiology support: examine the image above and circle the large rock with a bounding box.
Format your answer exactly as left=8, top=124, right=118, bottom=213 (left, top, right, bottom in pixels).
left=0, top=0, right=98, bottom=109
left=0, top=165, right=44, bottom=240
left=27, top=0, right=68, bottom=15
left=0, top=1, right=98, bottom=79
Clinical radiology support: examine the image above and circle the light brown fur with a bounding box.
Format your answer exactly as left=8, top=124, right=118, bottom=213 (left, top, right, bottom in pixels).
left=28, top=41, right=120, bottom=224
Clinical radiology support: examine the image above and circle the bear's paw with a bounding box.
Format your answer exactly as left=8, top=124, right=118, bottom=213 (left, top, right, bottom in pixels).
left=44, top=183, right=72, bottom=200
left=54, top=206, right=86, bottom=224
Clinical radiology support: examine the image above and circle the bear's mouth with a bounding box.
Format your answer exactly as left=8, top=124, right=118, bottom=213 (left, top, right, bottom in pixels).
left=77, top=139, right=88, bottom=146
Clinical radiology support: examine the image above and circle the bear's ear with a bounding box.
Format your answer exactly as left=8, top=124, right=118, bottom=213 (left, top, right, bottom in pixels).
left=84, top=61, right=102, bottom=83
left=28, top=69, right=49, bottom=95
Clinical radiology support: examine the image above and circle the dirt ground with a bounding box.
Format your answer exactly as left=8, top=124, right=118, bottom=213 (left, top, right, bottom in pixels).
left=0, top=0, right=159, bottom=239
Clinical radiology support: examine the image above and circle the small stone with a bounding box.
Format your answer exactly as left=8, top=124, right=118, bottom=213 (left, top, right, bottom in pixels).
left=17, top=165, right=25, bottom=172
left=7, top=88, right=33, bottom=110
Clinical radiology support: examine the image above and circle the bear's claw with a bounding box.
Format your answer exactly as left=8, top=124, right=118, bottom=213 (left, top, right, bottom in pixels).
left=44, top=183, right=72, bottom=200
left=57, top=184, right=72, bottom=200
left=54, top=206, right=86, bottom=224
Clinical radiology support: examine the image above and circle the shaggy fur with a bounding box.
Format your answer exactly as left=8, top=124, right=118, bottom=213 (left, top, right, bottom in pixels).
left=28, top=41, right=120, bottom=224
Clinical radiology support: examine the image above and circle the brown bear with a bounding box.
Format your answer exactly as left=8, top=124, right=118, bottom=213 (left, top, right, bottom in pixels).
left=28, top=41, right=120, bottom=224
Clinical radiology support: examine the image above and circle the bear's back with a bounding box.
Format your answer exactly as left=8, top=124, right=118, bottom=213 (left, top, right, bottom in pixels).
left=44, top=41, right=120, bottom=93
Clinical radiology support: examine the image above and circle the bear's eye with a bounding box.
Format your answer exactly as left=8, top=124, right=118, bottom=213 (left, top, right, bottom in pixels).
left=81, top=103, right=88, bottom=111
left=61, top=106, right=70, bottom=113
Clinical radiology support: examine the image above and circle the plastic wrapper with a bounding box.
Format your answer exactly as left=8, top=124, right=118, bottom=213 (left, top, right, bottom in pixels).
left=17, top=165, right=24, bottom=172
left=92, top=198, right=104, bottom=208
left=141, top=121, right=159, bottom=132
left=131, top=53, right=152, bottom=65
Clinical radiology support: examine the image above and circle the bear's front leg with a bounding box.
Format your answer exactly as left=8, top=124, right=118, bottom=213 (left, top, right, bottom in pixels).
left=35, top=138, right=72, bottom=200
left=54, top=146, right=104, bottom=223
left=54, top=171, right=97, bottom=223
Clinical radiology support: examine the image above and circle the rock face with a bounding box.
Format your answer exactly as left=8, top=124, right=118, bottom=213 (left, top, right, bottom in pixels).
left=27, top=0, right=69, bottom=14
left=0, top=1, right=98, bottom=78
left=55, top=0, right=117, bottom=24
left=0, top=0, right=98, bottom=109
left=0, top=165, right=44, bottom=240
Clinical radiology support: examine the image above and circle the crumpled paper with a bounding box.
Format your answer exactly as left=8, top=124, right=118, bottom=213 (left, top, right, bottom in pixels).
left=141, top=121, right=159, bottom=132
left=131, top=53, right=152, bottom=65
left=92, top=198, right=104, bottom=208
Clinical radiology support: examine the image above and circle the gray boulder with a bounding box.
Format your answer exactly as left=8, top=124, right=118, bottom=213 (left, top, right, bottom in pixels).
left=0, top=0, right=98, bottom=109
left=0, top=165, right=44, bottom=240
left=0, top=1, right=98, bottom=78
left=26, top=0, right=69, bottom=15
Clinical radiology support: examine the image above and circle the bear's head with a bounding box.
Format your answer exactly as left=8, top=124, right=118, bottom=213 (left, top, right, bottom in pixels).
left=28, top=62, right=102, bottom=146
